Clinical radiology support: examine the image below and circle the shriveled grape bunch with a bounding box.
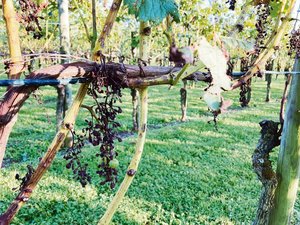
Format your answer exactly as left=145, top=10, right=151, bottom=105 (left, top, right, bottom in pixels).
left=242, top=3, right=270, bottom=77
left=288, top=28, right=300, bottom=57
left=226, top=0, right=237, bottom=10
left=17, top=0, right=47, bottom=39
left=239, top=57, right=251, bottom=107
left=64, top=62, right=127, bottom=189
left=254, top=4, right=271, bottom=56
left=240, top=80, right=252, bottom=107
left=64, top=129, right=91, bottom=187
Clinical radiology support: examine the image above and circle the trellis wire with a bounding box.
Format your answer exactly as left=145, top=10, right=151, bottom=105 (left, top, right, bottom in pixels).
left=0, top=77, right=89, bottom=87
left=231, top=71, right=297, bottom=77
left=0, top=71, right=295, bottom=87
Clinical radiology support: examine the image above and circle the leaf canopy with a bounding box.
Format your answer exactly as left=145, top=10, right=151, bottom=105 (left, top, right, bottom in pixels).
left=124, top=0, right=180, bottom=23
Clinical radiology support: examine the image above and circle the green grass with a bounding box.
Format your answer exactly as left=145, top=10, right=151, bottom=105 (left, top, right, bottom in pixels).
left=0, top=76, right=299, bottom=224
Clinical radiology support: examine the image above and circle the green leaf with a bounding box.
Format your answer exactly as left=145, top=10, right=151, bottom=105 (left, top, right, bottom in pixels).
left=131, top=35, right=140, bottom=48
left=270, top=0, right=282, bottom=18
left=124, top=0, right=180, bottom=23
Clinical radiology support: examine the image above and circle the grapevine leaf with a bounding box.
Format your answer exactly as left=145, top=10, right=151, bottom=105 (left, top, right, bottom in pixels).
left=197, top=37, right=231, bottom=91
left=196, top=37, right=232, bottom=112
left=124, top=0, right=180, bottom=23
left=269, top=0, right=282, bottom=18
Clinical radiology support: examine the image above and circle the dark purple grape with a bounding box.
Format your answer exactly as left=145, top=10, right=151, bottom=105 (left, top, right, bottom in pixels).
left=226, top=0, right=237, bottom=10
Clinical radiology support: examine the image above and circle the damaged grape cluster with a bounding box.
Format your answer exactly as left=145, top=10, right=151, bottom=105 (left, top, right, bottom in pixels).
left=254, top=4, right=271, bottom=55
left=64, top=64, right=125, bottom=189
left=288, top=28, right=300, bottom=57
left=18, top=0, right=46, bottom=39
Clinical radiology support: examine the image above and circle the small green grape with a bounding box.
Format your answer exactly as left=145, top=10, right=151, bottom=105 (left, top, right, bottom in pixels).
left=109, top=159, right=119, bottom=169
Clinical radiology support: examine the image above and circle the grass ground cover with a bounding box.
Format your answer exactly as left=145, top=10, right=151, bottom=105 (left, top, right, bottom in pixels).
left=0, top=76, right=298, bottom=224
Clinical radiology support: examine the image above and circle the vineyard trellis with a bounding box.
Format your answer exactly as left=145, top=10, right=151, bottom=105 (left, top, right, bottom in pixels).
left=0, top=0, right=300, bottom=224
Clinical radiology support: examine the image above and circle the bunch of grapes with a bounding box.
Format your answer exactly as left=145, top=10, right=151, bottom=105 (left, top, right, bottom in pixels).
left=239, top=57, right=251, bottom=107
left=64, top=129, right=91, bottom=187
left=254, top=4, right=271, bottom=55
left=18, top=0, right=47, bottom=39
left=64, top=62, right=126, bottom=189
left=226, top=0, right=237, bottom=10
left=239, top=80, right=252, bottom=107
left=288, top=29, right=300, bottom=57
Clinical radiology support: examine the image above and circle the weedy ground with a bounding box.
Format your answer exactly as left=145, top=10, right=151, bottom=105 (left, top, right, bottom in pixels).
left=0, top=76, right=299, bottom=225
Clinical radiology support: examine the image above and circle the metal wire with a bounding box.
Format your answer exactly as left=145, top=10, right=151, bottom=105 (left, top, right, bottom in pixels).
left=0, top=77, right=89, bottom=87
left=0, top=71, right=295, bottom=87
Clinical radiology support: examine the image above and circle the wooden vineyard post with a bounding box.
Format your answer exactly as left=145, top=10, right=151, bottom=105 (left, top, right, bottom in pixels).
left=57, top=0, right=73, bottom=147
left=0, top=0, right=23, bottom=168
left=268, top=57, right=300, bottom=224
